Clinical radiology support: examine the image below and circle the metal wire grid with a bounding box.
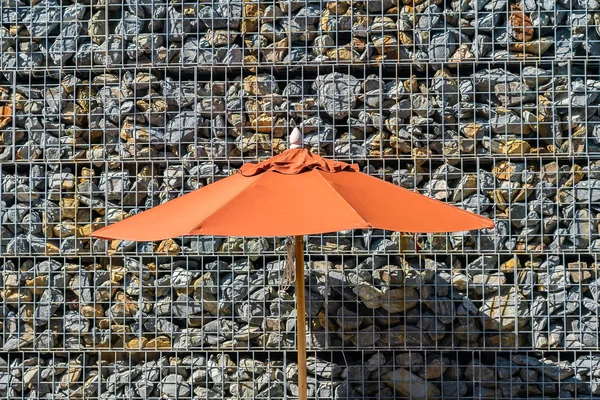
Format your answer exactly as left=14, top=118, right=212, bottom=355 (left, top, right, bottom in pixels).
left=0, top=350, right=599, bottom=399
left=0, top=253, right=598, bottom=352
left=0, top=0, right=599, bottom=70
left=4, top=154, right=600, bottom=255
left=1, top=2, right=600, bottom=399
left=0, top=62, right=599, bottom=163
left=2, top=63, right=600, bottom=257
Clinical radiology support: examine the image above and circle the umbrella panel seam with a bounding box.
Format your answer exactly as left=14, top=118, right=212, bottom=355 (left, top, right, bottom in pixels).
left=314, top=169, right=373, bottom=230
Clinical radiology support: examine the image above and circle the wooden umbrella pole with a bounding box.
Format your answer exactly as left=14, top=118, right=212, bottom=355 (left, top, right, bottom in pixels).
left=294, top=235, right=307, bottom=400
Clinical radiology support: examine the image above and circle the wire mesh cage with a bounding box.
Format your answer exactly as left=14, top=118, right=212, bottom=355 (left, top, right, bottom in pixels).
left=1, top=350, right=600, bottom=399
left=2, top=64, right=600, bottom=257
left=2, top=0, right=600, bottom=399
left=0, top=0, right=599, bottom=71
left=1, top=63, right=599, bottom=163
left=0, top=253, right=598, bottom=354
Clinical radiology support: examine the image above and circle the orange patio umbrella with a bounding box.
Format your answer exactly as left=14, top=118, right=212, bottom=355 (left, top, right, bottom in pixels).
left=91, top=130, right=494, bottom=400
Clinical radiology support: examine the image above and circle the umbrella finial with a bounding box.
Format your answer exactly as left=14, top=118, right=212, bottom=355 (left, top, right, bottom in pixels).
left=290, top=127, right=302, bottom=149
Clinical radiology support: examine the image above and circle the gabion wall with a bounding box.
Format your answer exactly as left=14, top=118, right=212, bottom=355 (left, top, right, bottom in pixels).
left=1, top=0, right=600, bottom=399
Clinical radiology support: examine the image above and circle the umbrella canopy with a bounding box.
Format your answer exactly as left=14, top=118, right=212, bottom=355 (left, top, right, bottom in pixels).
left=91, top=144, right=493, bottom=400
left=91, top=148, right=494, bottom=241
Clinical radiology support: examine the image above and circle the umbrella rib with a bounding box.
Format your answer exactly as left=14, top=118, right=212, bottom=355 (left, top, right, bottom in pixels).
left=314, top=170, right=372, bottom=229
left=186, top=174, right=262, bottom=235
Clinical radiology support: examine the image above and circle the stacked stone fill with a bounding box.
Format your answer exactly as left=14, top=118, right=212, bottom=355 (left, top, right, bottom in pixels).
left=1, top=1, right=599, bottom=398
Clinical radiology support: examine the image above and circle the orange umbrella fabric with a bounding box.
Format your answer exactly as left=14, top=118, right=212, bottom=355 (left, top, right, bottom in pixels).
left=91, top=147, right=493, bottom=400
left=91, top=148, right=494, bottom=241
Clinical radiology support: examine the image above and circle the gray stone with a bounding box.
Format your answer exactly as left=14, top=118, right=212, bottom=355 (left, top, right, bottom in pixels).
left=99, top=172, right=131, bottom=201
left=71, top=272, right=93, bottom=304
left=116, top=12, right=144, bottom=40
left=64, top=311, right=90, bottom=333
left=172, top=294, right=204, bottom=317
left=160, top=375, right=190, bottom=398
left=34, top=288, right=63, bottom=326
left=336, top=306, right=362, bottom=331
left=467, top=255, right=498, bottom=274
left=382, top=368, right=441, bottom=398
left=93, top=35, right=125, bottom=67
left=575, top=179, right=600, bottom=202
left=307, top=357, right=343, bottom=379
left=180, top=38, right=219, bottom=65
left=537, top=359, right=575, bottom=381
left=216, top=0, right=242, bottom=29
left=417, top=5, right=442, bottom=31
left=429, top=31, right=458, bottom=62
left=573, top=356, right=600, bottom=376
left=23, top=0, right=61, bottom=39
left=441, top=381, right=468, bottom=398
left=314, top=73, right=362, bottom=120
left=466, top=361, right=496, bottom=385
left=49, top=22, right=81, bottom=64
left=166, top=111, right=205, bottom=143
left=172, top=268, right=195, bottom=288
left=489, top=112, right=525, bottom=134
left=188, top=237, right=223, bottom=253
left=473, top=12, right=500, bottom=31
left=198, top=6, right=227, bottom=30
